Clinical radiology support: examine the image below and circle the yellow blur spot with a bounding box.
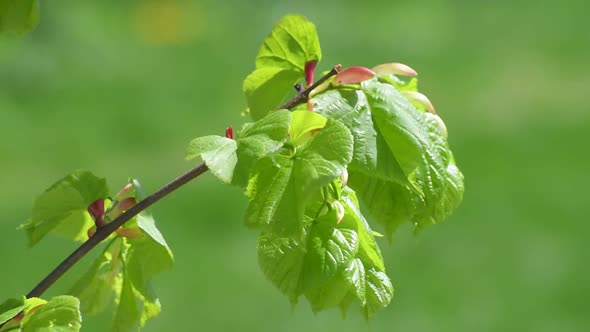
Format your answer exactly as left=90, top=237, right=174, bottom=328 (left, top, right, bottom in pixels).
left=134, top=0, right=206, bottom=45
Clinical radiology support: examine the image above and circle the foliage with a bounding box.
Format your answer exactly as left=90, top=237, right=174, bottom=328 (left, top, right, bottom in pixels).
left=1, top=13, right=463, bottom=332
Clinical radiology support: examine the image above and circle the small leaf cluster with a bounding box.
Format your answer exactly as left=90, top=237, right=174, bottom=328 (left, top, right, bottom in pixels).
left=8, top=172, right=173, bottom=331
left=186, top=15, right=464, bottom=317
left=1, top=13, right=464, bottom=331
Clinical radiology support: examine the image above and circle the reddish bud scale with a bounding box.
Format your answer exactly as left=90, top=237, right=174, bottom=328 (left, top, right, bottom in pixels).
left=117, top=197, right=137, bottom=213
left=372, top=62, right=418, bottom=77
left=305, top=60, right=318, bottom=87
left=225, top=126, right=234, bottom=139
left=87, top=199, right=106, bottom=227
left=333, top=66, right=376, bottom=85
left=114, top=183, right=133, bottom=201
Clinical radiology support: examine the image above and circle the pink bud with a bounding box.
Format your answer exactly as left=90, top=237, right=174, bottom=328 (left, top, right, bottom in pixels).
left=372, top=62, right=417, bottom=77
left=225, top=126, right=234, bottom=139
left=114, top=183, right=133, bottom=201
left=305, top=60, right=318, bottom=87
left=403, top=91, right=436, bottom=114
left=87, top=199, right=105, bottom=227
left=113, top=197, right=137, bottom=217
left=333, top=66, right=376, bottom=85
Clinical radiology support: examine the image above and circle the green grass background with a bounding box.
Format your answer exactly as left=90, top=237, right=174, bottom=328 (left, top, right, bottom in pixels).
left=1, top=0, right=588, bottom=331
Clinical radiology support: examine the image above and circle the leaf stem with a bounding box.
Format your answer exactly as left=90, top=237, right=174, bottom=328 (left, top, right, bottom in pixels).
left=277, top=65, right=341, bottom=111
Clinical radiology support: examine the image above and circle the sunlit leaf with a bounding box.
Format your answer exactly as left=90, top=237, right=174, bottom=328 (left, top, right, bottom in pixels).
left=20, top=170, right=109, bottom=246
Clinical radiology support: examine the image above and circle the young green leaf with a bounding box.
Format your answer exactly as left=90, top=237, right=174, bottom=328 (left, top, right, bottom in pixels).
left=0, top=297, right=25, bottom=325
left=256, top=14, right=321, bottom=70
left=112, top=275, right=140, bottom=332
left=257, top=185, right=392, bottom=316
left=20, top=170, right=109, bottom=246
left=303, top=209, right=359, bottom=290
left=244, top=15, right=321, bottom=119
left=186, top=135, right=237, bottom=183
left=0, top=0, right=39, bottom=35
left=312, top=88, right=410, bottom=185
left=20, top=295, right=81, bottom=332
left=340, top=188, right=393, bottom=318
left=68, top=238, right=123, bottom=316
left=244, top=68, right=302, bottom=120
left=68, top=209, right=173, bottom=330
left=289, top=110, right=327, bottom=146
left=232, top=110, right=291, bottom=187
left=313, top=78, right=464, bottom=235
left=258, top=233, right=306, bottom=304
left=245, top=119, right=353, bottom=236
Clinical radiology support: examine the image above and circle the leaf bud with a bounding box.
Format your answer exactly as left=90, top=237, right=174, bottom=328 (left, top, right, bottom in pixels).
left=372, top=62, right=417, bottom=77
left=403, top=91, right=436, bottom=114
left=333, top=66, right=376, bottom=85
left=87, top=199, right=105, bottom=227
left=305, top=60, right=318, bottom=87
left=225, top=126, right=234, bottom=139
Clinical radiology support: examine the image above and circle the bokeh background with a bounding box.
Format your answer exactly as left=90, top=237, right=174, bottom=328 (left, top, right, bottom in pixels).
left=1, top=0, right=588, bottom=331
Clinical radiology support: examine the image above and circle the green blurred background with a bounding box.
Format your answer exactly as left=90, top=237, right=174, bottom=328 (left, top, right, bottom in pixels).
left=1, top=0, right=588, bottom=331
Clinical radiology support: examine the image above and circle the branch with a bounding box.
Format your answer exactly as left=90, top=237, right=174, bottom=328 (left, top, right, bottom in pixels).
left=25, top=162, right=209, bottom=299
left=1, top=64, right=342, bottom=328
left=276, top=65, right=340, bottom=111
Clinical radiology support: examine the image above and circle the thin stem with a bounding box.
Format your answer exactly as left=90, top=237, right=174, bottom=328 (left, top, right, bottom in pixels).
left=25, top=162, right=209, bottom=299
left=277, top=65, right=340, bottom=111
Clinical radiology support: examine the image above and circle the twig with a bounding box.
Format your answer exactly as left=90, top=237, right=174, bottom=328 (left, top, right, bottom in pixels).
left=277, top=65, right=340, bottom=110
left=25, top=162, right=209, bottom=299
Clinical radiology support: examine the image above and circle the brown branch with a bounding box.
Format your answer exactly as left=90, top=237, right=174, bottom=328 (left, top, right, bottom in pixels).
left=276, top=65, right=340, bottom=111
left=25, top=162, right=209, bottom=299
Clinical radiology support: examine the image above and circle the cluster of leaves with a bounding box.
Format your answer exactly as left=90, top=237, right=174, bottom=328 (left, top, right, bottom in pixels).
left=0, top=296, right=80, bottom=331
left=2, top=171, right=173, bottom=331
left=0, top=13, right=464, bottom=331
left=185, top=15, right=464, bottom=317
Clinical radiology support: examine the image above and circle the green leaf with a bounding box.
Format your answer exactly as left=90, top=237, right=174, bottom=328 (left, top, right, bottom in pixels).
left=0, top=0, right=39, bottom=34
left=0, top=297, right=25, bottom=325
left=255, top=14, right=321, bottom=70
left=23, top=298, right=46, bottom=316
left=232, top=110, right=291, bottom=187
left=20, top=170, right=109, bottom=246
left=186, top=135, right=237, bottom=183
left=362, top=268, right=394, bottom=319
left=243, top=68, right=302, bottom=120
left=314, top=78, right=464, bottom=235
left=21, top=296, right=81, bottom=332
left=112, top=274, right=140, bottom=332
left=312, top=88, right=409, bottom=185
left=244, top=15, right=321, bottom=120
left=289, top=110, right=327, bottom=146
left=68, top=239, right=123, bottom=316
left=245, top=119, right=353, bottom=235
left=341, top=188, right=385, bottom=271
left=113, top=215, right=172, bottom=330
left=257, top=182, right=392, bottom=316
left=303, top=210, right=359, bottom=289
left=258, top=233, right=306, bottom=303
